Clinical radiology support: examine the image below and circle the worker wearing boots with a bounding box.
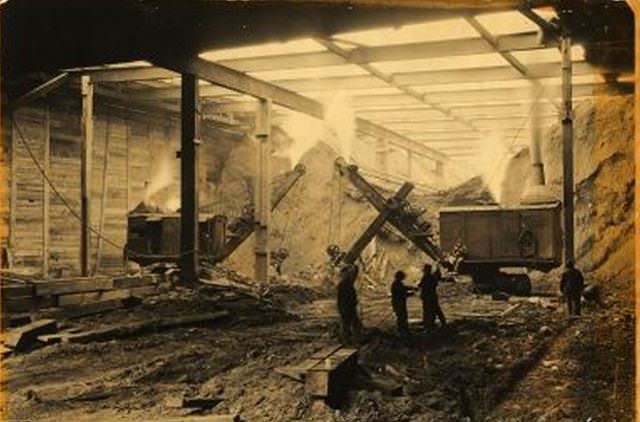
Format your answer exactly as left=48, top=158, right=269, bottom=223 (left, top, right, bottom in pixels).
left=560, top=259, right=585, bottom=317
left=391, top=270, right=415, bottom=337
left=337, top=264, right=362, bottom=342
left=418, top=263, right=447, bottom=330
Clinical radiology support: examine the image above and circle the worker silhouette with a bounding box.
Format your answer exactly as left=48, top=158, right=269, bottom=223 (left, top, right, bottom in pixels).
left=418, top=262, right=447, bottom=330
left=391, top=270, right=415, bottom=337
left=337, top=264, right=362, bottom=343
left=560, top=259, right=585, bottom=317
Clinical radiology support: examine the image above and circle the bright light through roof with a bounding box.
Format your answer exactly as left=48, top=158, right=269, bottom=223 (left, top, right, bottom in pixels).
left=416, top=78, right=533, bottom=93
left=512, top=45, right=585, bottom=63
left=371, top=53, right=508, bottom=74
left=249, top=64, right=367, bottom=81
left=200, top=39, right=325, bottom=61
left=475, top=11, right=544, bottom=35
left=335, top=18, right=479, bottom=47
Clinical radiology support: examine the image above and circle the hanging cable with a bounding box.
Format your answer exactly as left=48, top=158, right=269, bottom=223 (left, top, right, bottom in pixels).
left=11, top=114, right=197, bottom=259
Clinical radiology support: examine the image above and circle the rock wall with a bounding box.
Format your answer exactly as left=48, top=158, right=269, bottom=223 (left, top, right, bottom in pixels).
left=501, top=92, right=634, bottom=292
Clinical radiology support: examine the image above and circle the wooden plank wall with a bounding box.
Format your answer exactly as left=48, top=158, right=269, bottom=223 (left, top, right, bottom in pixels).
left=8, top=99, right=181, bottom=276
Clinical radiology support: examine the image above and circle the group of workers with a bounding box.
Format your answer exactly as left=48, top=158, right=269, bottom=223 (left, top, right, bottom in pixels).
left=337, top=261, right=448, bottom=341
left=337, top=258, right=586, bottom=342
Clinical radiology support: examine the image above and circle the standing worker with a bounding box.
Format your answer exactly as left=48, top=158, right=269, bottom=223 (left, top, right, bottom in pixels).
left=560, top=259, right=585, bottom=316
left=418, top=262, right=447, bottom=330
left=337, top=264, right=362, bottom=342
left=390, top=270, right=415, bottom=336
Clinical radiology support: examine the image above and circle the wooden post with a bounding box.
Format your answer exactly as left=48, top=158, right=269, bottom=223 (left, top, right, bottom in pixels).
left=80, top=75, right=94, bottom=276
left=124, top=121, right=130, bottom=269
left=42, top=105, right=51, bottom=277
left=180, top=73, right=199, bottom=283
left=94, top=119, right=111, bottom=274
left=561, top=36, right=574, bottom=265
left=254, top=98, right=271, bottom=283
left=8, top=112, right=16, bottom=268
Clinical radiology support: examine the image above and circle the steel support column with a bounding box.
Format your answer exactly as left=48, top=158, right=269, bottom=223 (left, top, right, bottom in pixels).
left=80, top=76, right=93, bottom=276
left=180, top=73, right=200, bottom=283
left=254, top=98, right=272, bottom=283
left=561, top=36, right=574, bottom=264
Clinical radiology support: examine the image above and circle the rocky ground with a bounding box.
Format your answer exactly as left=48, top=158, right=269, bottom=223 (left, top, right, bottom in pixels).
left=3, top=267, right=633, bottom=422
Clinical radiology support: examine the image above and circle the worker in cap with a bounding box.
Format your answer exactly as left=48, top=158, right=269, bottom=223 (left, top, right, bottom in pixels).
left=560, top=259, right=585, bottom=317
left=336, top=264, right=362, bottom=342
left=418, top=262, right=447, bottom=330
left=390, top=270, right=415, bottom=337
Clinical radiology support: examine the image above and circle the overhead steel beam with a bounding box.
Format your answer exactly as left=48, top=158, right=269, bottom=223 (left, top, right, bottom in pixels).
left=346, top=31, right=555, bottom=64
left=356, top=118, right=448, bottom=162
left=129, top=60, right=597, bottom=99
left=151, top=55, right=447, bottom=164
left=392, top=61, right=593, bottom=86
left=350, top=83, right=598, bottom=107
left=85, top=66, right=176, bottom=82
left=79, top=58, right=595, bottom=94
left=465, top=16, right=559, bottom=109
left=151, top=55, right=324, bottom=118
left=13, top=73, right=69, bottom=108
left=316, top=37, right=482, bottom=135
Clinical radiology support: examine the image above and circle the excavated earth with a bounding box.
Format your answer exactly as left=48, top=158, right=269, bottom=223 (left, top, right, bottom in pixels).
left=2, top=92, right=634, bottom=421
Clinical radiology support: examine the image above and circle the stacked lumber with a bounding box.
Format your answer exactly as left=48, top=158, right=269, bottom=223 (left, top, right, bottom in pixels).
left=1, top=274, right=161, bottom=322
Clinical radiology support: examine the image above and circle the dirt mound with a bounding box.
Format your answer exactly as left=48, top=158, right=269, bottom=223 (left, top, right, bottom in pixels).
left=501, top=92, right=634, bottom=294
left=440, top=176, right=495, bottom=206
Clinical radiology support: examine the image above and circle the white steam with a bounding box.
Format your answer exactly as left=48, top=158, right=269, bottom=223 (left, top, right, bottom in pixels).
left=476, top=131, right=516, bottom=204
left=277, top=91, right=356, bottom=165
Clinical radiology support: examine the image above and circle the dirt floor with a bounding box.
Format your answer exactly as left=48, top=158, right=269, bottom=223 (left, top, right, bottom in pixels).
left=3, top=268, right=633, bottom=422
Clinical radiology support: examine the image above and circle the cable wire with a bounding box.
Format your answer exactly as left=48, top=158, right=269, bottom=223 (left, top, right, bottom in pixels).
left=11, top=114, right=198, bottom=259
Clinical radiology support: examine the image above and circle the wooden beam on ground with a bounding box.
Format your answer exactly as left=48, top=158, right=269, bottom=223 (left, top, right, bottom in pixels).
left=42, top=106, right=50, bottom=277
left=5, top=319, right=57, bottom=351
left=80, top=76, right=94, bottom=277
left=306, top=347, right=359, bottom=404
left=180, top=73, right=200, bottom=283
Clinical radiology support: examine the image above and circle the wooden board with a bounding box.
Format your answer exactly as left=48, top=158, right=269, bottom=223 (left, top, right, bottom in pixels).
left=5, top=318, right=57, bottom=350
left=34, top=277, right=114, bottom=296
left=36, top=310, right=229, bottom=344
left=306, top=347, right=359, bottom=400
left=112, top=275, right=156, bottom=289
left=57, top=288, right=132, bottom=307
left=36, top=298, right=132, bottom=320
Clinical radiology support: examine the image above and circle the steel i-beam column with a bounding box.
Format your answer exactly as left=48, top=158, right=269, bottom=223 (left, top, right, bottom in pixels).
left=80, top=76, right=93, bottom=276
left=254, top=98, right=272, bottom=283
left=180, top=73, right=200, bottom=283
left=561, top=36, right=574, bottom=264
